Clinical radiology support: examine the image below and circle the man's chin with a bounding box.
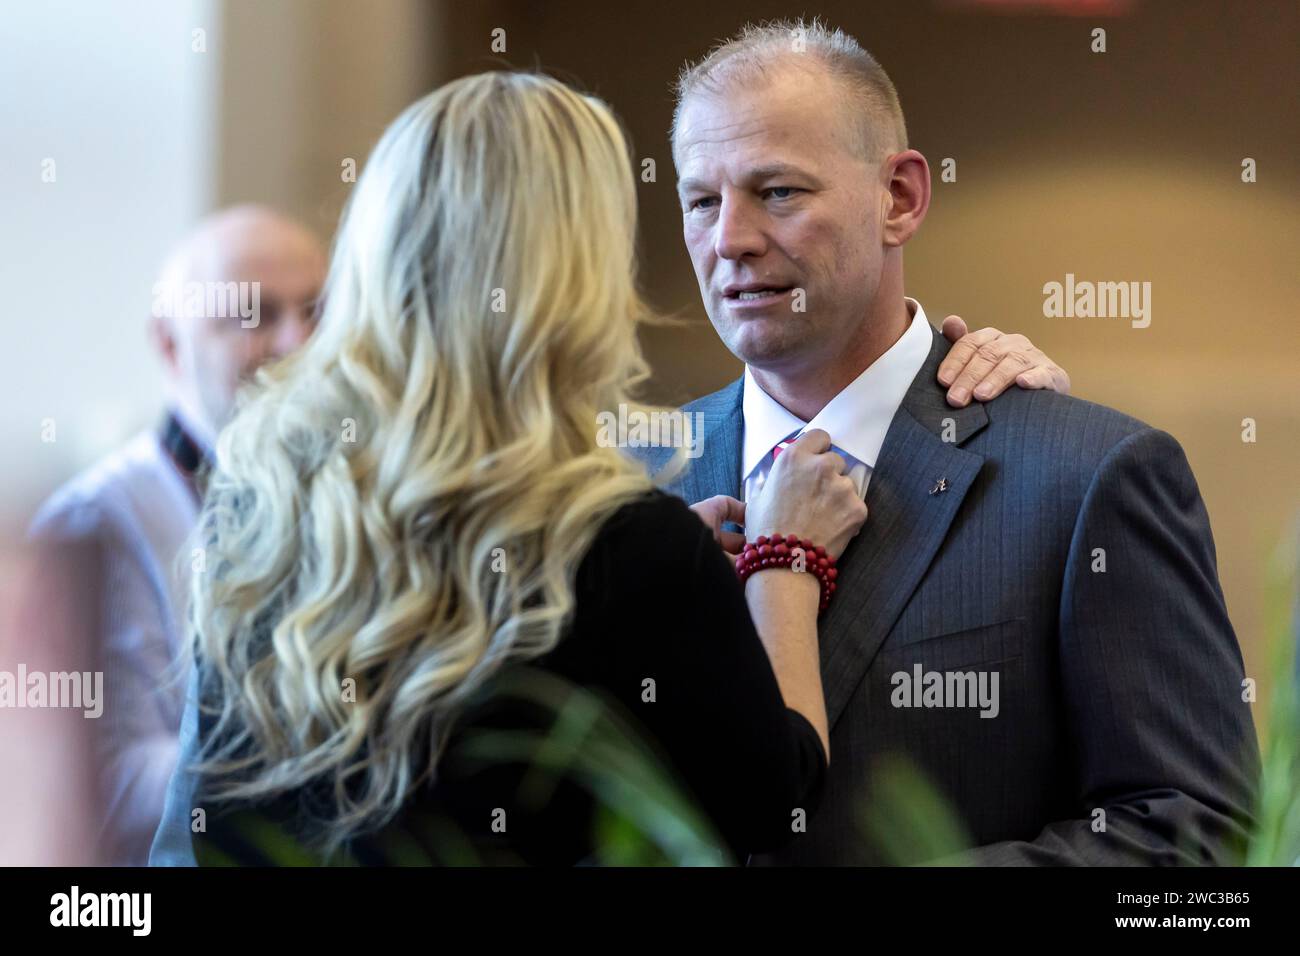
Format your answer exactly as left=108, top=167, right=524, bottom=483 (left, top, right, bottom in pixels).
left=728, top=336, right=813, bottom=372
left=709, top=313, right=816, bottom=368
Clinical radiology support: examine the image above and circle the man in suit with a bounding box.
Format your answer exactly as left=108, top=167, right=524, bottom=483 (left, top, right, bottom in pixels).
left=648, top=20, right=1259, bottom=864
left=29, top=205, right=325, bottom=864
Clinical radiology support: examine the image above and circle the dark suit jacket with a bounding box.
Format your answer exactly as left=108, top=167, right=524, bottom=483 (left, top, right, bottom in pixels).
left=637, top=327, right=1259, bottom=865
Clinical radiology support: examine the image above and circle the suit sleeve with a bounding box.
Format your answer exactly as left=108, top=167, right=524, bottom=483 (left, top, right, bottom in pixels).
left=959, top=427, right=1259, bottom=865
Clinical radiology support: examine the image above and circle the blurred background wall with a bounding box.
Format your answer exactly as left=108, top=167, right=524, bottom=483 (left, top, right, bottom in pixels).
left=1, top=0, right=1296, bottom=712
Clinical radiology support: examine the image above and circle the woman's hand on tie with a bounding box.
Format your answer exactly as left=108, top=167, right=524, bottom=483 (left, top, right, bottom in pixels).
left=745, top=429, right=868, bottom=560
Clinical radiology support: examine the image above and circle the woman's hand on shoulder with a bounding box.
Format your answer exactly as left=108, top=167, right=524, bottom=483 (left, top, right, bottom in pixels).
left=938, top=315, right=1070, bottom=408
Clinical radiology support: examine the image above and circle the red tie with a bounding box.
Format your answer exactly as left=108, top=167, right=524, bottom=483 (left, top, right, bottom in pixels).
left=771, top=436, right=798, bottom=461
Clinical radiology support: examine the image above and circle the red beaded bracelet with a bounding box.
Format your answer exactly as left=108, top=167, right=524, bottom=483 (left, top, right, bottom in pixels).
left=734, top=533, right=839, bottom=613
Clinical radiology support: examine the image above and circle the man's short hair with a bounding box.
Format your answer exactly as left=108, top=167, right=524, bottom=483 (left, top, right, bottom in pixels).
left=672, top=18, right=908, bottom=163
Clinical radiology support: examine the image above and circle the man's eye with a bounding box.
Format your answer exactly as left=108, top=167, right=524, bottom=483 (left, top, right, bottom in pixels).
left=766, top=186, right=799, bottom=200
left=687, top=197, right=718, bottom=211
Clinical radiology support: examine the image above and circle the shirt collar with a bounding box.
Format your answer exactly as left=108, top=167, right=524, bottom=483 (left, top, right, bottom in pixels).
left=168, top=400, right=217, bottom=463
left=741, top=298, right=933, bottom=482
left=158, top=406, right=215, bottom=505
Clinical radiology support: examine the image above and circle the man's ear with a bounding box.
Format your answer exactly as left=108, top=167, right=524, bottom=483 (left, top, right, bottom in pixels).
left=881, top=149, right=931, bottom=248
left=149, top=315, right=179, bottom=376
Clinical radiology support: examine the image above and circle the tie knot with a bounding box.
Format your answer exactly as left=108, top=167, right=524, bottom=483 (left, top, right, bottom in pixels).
left=771, top=436, right=798, bottom=461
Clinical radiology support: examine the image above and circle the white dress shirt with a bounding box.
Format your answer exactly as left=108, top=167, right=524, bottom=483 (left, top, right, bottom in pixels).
left=29, top=411, right=209, bottom=865
left=742, top=298, right=933, bottom=505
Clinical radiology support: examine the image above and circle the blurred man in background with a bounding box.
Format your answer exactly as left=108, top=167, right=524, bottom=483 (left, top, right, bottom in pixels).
left=27, top=205, right=325, bottom=864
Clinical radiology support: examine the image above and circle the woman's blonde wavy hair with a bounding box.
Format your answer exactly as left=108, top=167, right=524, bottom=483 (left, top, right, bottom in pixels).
left=189, top=72, right=687, bottom=851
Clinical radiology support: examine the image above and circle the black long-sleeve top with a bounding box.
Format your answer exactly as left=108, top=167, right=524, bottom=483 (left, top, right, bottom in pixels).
left=194, top=490, right=826, bottom=865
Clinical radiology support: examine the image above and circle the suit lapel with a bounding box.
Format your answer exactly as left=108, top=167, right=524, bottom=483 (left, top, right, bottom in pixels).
left=660, top=334, right=988, bottom=729
left=819, top=329, right=988, bottom=729
left=667, top=378, right=744, bottom=506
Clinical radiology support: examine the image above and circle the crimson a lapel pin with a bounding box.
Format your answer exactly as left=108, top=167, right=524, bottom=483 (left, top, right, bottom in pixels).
left=929, top=477, right=949, bottom=495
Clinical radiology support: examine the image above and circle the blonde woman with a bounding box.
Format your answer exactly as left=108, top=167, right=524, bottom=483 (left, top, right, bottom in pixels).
left=149, top=72, right=1064, bottom=866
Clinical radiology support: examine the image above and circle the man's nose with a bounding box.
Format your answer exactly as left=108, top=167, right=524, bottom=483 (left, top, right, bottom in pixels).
left=713, top=199, right=767, bottom=261
left=270, top=307, right=314, bottom=357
